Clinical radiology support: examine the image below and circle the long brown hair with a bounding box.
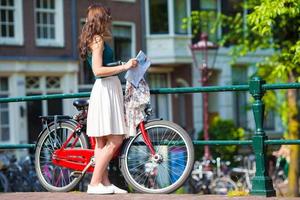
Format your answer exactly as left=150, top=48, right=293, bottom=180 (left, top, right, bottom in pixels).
left=79, top=3, right=112, bottom=60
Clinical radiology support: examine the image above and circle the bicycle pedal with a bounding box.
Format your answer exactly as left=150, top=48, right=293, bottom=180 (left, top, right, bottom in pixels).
left=70, top=171, right=83, bottom=178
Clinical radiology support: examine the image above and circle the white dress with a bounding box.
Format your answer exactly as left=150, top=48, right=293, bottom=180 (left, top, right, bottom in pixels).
left=86, top=76, right=127, bottom=137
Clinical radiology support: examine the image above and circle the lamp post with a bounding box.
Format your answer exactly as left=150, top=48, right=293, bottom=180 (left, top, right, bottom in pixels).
left=190, top=32, right=218, bottom=160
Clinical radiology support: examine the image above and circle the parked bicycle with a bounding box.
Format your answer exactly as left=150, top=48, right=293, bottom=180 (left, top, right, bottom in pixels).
left=231, top=155, right=256, bottom=192
left=0, top=158, right=9, bottom=192
left=0, top=152, right=43, bottom=192
left=189, top=159, right=212, bottom=194
left=188, top=157, right=237, bottom=194
left=34, top=78, right=194, bottom=193
left=271, top=156, right=288, bottom=196
left=0, top=153, right=9, bottom=192
left=2, top=153, right=30, bottom=192
left=0, top=171, right=8, bottom=192
left=19, top=155, right=44, bottom=192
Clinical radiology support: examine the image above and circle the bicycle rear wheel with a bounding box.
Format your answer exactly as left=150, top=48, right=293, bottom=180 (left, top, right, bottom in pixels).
left=121, top=120, right=194, bottom=193
left=35, top=120, right=89, bottom=192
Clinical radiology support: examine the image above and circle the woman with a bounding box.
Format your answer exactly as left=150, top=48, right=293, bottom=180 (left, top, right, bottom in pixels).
left=79, top=3, right=137, bottom=194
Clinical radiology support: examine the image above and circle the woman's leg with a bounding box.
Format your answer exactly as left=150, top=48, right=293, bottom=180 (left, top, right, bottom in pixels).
left=102, top=135, right=124, bottom=186
left=89, top=135, right=123, bottom=186
left=90, top=137, right=106, bottom=186
left=89, top=137, right=110, bottom=186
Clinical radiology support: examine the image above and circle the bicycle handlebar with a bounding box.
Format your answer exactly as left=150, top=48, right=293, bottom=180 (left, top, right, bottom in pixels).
left=105, top=61, right=124, bottom=67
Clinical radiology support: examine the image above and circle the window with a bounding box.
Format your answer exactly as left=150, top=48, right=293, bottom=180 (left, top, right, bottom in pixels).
left=149, top=0, right=168, bottom=34
left=147, top=0, right=189, bottom=35
left=147, top=73, right=171, bottom=120
left=113, top=24, right=134, bottom=61
left=199, top=0, right=219, bottom=42
left=232, top=66, right=248, bottom=129
left=46, top=76, right=61, bottom=90
left=112, top=22, right=135, bottom=84
left=221, top=0, right=244, bottom=45
left=174, top=0, right=187, bottom=34
left=26, top=76, right=63, bottom=143
left=0, top=77, right=9, bottom=141
left=0, top=1, right=14, bottom=38
left=0, top=0, right=23, bottom=45
left=35, top=0, right=64, bottom=47
left=78, top=18, right=94, bottom=88
left=175, top=78, right=190, bottom=129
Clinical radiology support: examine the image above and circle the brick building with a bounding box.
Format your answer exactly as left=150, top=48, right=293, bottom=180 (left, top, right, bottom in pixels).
left=0, top=0, right=195, bottom=147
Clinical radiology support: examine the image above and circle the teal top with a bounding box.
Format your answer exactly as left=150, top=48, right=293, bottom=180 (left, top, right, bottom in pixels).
left=87, top=42, right=114, bottom=79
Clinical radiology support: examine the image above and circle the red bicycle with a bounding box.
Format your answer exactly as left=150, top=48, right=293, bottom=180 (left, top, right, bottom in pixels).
left=34, top=98, right=194, bottom=193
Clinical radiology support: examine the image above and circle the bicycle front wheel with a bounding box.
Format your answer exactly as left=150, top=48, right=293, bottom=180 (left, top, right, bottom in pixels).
left=121, top=120, right=194, bottom=193
left=35, top=120, right=89, bottom=192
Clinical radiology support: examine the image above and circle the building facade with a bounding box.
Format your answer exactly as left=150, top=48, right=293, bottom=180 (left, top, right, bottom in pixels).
left=190, top=0, right=283, bottom=138
left=0, top=0, right=283, bottom=149
left=0, top=0, right=195, bottom=147
left=143, top=0, right=194, bottom=135
left=0, top=0, right=78, bottom=146
left=142, top=0, right=282, bottom=140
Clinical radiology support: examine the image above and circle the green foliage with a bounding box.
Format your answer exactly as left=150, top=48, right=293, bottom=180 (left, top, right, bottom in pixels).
left=183, top=1, right=300, bottom=195
left=195, top=116, right=245, bottom=162
left=182, top=10, right=220, bottom=37
left=175, top=186, right=186, bottom=194
left=183, top=0, right=300, bottom=134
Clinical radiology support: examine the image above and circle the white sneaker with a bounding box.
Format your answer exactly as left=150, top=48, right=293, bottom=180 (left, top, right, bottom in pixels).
left=87, top=183, right=114, bottom=194
left=108, top=184, right=128, bottom=194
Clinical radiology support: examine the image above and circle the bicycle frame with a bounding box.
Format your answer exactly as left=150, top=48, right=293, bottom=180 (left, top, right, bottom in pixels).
left=51, top=121, right=155, bottom=173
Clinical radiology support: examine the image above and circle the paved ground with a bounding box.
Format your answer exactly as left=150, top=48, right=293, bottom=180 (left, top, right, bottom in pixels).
left=0, top=193, right=299, bottom=200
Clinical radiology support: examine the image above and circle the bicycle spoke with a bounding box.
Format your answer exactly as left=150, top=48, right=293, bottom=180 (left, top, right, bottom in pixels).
left=128, top=161, right=148, bottom=173
left=134, top=168, right=149, bottom=185
left=162, top=161, right=183, bottom=177
left=131, top=144, right=150, bottom=156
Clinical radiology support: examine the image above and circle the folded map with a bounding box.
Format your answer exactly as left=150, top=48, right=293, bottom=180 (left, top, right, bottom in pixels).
left=125, top=50, right=151, bottom=88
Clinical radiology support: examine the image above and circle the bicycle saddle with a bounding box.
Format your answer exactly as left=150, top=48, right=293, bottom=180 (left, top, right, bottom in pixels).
left=73, top=99, right=89, bottom=110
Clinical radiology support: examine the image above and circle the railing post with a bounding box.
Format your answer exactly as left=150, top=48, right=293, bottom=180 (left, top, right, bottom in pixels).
left=249, top=76, right=276, bottom=197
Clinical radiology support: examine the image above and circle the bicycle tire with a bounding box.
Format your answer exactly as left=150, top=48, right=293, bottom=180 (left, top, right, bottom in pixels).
left=120, top=120, right=194, bottom=193
left=35, top=120, right=89, bottom=192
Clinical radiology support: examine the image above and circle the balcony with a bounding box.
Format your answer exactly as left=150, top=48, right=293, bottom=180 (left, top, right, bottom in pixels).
left=146, top=35, right=193, bottom=64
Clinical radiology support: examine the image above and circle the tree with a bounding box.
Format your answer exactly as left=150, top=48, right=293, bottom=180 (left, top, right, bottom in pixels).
left=196, top=116, right=245, bottom=163
left=183, top=0, right=300, bottom=196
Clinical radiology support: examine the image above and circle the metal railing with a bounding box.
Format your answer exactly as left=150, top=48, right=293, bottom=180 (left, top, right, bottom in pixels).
left=1, top=76, right=300, bottom=196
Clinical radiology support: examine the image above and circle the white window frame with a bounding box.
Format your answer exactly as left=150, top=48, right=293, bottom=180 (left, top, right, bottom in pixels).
left=34, top=0, right=64, bottom=47
left=145, top=0, right=190, bottom=36
left=0, top=77, right=10, bottom=142
left=112, top=21, right=136, bottom=58
left=0, top=0, right=24, bottom=45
